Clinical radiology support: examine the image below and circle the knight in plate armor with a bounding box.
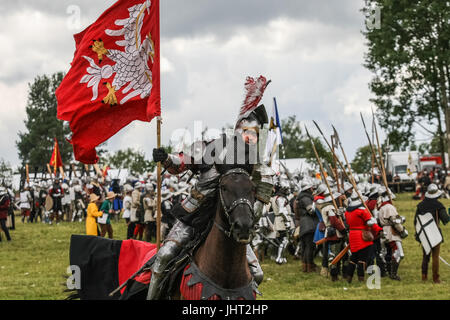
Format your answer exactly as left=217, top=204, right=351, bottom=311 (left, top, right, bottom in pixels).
left=377, top=186, right=407, bottom=281
left=271, top=177, right=294, bottom=264
left=147, top=76, right=274, bottom=300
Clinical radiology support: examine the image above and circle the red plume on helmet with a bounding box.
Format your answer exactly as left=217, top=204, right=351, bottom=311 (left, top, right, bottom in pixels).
left=237, top=76, right=271, bottom=123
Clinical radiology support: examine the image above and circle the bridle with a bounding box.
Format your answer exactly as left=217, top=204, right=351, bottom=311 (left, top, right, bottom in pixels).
left=215, top=168, right=255, bottom=238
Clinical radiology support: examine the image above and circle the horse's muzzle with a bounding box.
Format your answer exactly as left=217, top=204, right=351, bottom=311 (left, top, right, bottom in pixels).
left=232, top=221, right=253, bottom=244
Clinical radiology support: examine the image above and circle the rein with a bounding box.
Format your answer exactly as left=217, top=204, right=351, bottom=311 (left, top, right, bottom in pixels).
left=215, top=168, right=255, bottom=238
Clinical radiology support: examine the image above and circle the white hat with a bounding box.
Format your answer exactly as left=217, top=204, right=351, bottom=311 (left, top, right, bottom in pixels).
left=425, top=184, right=442, bottom=199
left=379, top=185, right=396, bottom=201
left=368, top=184, right=380, bottom=197
left=349, top=190, right=367, bottom=207
left=323, top=191, right=341, bottom=203
left=300, top=179, right=314, bottom=192
left=314, top=183, right=327, bottom=196
left=343, top=181, right=353, bottom=193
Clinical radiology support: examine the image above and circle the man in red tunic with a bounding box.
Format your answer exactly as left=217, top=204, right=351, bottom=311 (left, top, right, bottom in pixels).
left=345, top=191, right=382, bottom=283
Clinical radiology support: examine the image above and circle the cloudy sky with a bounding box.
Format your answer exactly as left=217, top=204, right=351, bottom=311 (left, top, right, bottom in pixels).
left=0, top=0, right=388, bottom=169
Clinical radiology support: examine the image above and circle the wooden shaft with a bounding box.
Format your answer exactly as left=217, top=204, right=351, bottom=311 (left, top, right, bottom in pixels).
left=330, top=244, right=350, bottom=265
left=336, top=139, right=373, bottom=215
left=156, top=117, right=162, bottom=251
left=360, top=113, right=383, bottom=176
left=313, top=123, right=372, bottom=215
left=25, top=164, right=30, bottom=184
left=371, top=152, right=374, bottom=184
left=331, top=136, right=343, bottom=207
left=46, top=164, right=52, bottom=179
left=373, top=119, right=392, bottom=202
left=305, top=127, right=339, bottom=212
left=59, top=166, right=65, bottom=180
left=268, top=140, right=278, bottom=167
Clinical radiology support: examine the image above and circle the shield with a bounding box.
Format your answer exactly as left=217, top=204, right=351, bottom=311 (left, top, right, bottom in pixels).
left=415, top=212, right=443, bottom=255
left=45, top=195, right=54, bottom=212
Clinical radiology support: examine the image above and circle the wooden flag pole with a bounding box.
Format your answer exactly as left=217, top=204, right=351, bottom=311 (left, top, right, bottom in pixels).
left=25, top=164, right=30, bottom=185
left=156, top=117, right=162, bottom=251
left=46, top=164, right=52, bottom=180
left=268, top=141, right=278, bottom=168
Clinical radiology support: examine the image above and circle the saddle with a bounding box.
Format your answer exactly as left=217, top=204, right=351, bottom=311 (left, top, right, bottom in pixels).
left=119, top=219, right=214, bottom=300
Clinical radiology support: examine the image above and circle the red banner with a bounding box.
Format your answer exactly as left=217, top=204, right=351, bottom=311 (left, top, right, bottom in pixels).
left=56, top=0, right=160, bottom=164
left=49, top=138, right=63, bottom=173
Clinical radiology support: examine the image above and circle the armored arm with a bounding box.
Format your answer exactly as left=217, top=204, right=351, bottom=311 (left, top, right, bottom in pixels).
left=298, top=195, right=314, bottom=216
left=252, top=164, right=275, bottom=220
left=327, top=207, right=347, bottom=233
left=162, top=153, right=194, bottom=175
left=389, top=214, right=408, bottom=238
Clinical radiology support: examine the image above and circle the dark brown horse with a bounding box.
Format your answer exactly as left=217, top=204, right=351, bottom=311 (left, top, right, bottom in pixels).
left=176, top=167, right=257, bottom=299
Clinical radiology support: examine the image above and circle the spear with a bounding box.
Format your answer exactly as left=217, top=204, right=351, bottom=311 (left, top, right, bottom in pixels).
left=366, top=111, right=392, bottom=202
left=360, top=112, right=383, bottom=177
left=304, top=125, right=339, bottom=213
left=312, top=121, right=372, bottom=216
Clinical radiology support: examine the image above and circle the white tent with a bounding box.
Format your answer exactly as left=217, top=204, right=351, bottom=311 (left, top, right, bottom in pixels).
left=271, top=158, right=314, bottom=176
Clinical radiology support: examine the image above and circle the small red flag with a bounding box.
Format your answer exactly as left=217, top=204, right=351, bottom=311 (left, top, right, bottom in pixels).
left=49, top=138, right=63, bottom=173
left=56, top=0, right=160, bottom=164
left=102, top=165, right=110, bottom=177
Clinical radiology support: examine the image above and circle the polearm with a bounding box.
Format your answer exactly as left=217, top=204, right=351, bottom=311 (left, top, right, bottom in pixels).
left=361, top=112, right=392, bottom=202
left=331, top=135, right=341, bottom=193
left=360, top=112, right=382, bottom=176
left=279, top=160, right=293, bottom=181
left=331, top=125, right=375, bottom=217
left=371, top=108, right=392, bottom=201
left=312, top=121, right=372, bottom=216
left=371, top=120, right=375, bottom=183
left=304, top=125, right=339, bottom=213
left=330, top=243, right=350, bottom=265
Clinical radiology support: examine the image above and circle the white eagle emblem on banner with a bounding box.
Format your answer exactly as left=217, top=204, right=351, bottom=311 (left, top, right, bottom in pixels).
left=80, top=0, right=155, bottom=106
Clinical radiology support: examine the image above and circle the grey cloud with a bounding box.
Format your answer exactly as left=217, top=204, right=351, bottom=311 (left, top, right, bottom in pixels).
left=162, top=0, right=365, bottom=40
left=2, top=1, right=366, bottom=39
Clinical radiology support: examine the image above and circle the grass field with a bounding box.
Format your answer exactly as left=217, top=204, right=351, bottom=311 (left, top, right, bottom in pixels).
left=0, top=192, right=449, bottom=300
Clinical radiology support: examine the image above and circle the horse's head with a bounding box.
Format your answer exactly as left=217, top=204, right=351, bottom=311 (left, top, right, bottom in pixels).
left=217, top=167, right=256, bottom=244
